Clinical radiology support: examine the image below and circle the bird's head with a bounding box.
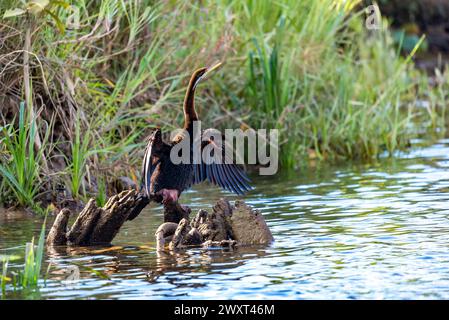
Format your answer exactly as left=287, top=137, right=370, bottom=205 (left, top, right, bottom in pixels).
left=150, top=128, right=162, bottom=143
left=192, top=61, right=223, bottom=90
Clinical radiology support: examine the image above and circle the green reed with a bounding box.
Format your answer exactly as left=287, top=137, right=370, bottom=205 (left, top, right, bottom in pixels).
left=0, top=103, right=51, bottom=210
left=0, top=218, right=46, bottom=298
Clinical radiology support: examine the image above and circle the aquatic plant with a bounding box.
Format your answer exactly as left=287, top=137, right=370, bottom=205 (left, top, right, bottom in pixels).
left=20, top=218, right=46, bottom=288
left=0, top=218, right=46, bottom=298
left=1, top=257, right=11, bottom=297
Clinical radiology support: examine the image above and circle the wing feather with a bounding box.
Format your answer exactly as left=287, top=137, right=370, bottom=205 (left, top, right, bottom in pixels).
left=141, top=129, right=164, bottom=197
left=192, top=129, right=253, bottom=195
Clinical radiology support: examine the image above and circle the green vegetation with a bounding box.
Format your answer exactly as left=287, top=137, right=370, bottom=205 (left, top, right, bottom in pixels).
left=0, top=218, right=46, bottom=298
left=21, top=218, right=46, bottom=288
left=67, top=114, right=92, bottom=199
left=0, top=0, right=448, bottom=211
left=0, top=103, right=52, bottom=210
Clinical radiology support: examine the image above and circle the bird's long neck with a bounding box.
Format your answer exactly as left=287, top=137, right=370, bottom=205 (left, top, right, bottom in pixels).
left=183, top=72, right=201, bottom=131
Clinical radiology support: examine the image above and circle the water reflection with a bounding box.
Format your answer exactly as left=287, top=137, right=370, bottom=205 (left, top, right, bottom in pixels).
left=2, top=139, right=449, bottom=298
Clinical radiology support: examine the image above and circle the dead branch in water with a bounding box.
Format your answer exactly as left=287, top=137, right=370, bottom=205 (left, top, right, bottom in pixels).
left=47, top=189, right=149, bottom=246
left=157, top=199, right=273, bottom=251
left=47, top=190, right=273, bottom=249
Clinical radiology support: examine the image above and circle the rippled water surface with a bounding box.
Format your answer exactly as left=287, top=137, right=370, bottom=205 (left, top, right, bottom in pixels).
left=2, top=139, right=449, bottom=299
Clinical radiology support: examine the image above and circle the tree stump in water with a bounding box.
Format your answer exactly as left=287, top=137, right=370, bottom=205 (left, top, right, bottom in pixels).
left=46, top=189, right=150, bottom=246
left=156, top=199, right=274, bottom=250
left=46, top=189, right=273, bottom=249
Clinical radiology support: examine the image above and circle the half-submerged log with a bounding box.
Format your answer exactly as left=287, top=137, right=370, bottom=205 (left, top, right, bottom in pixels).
left=162, top=200, right=190, bottom=223
left=47, top=189, right=149, bottom=246
left=229, top=200, right=274, bottom=245
left=155, top=199, right=273, bottom=250
left=46, top=208, right=70, bottom=246
left=47, top=190, right=273, bottom=249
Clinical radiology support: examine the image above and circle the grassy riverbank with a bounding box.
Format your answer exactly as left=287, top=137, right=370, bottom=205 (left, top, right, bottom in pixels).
left=1, top=0, right=448, bottom=211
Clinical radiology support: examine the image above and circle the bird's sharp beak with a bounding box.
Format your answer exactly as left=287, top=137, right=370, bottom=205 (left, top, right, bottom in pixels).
left=193, top=62, right=223, bottom=90
left=206, top=61, right=223, bottom=75
left=201, top=61, right=223, bottom=81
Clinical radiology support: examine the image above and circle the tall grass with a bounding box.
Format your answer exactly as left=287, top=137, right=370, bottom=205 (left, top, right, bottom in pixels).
left=235, top=1, right=425, bottom=166
left=67, top=115, right=92, bottom=199
left=0, top=0, right=447, bottom=210
left=0, top=103, right=51, bottom=210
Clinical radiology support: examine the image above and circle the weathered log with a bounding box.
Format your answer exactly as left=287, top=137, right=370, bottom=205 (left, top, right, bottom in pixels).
left=155, top=222, right=178, bottom=251
left=66, top=199, right=101, bottom=245
left=47, top=189, right=150, bottom=246
left=162, top=200, right=190, bottom=223
left=155, top=198, right=274, bottom=250
left=47, top=190, right=274, bottom=250
left=202, top=239, right=237, bottom=248
left=90, top=190, right=142, bottom=244
left=229, top=200, right=274, bottom=245
left=46, top=208, right=70, bottom=246
left=126, top=192, right=151, bottom=221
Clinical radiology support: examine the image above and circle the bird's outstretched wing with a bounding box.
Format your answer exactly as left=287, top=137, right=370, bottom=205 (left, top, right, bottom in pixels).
left=192, top=129, right=252, bottom=195
left=141, top=129, right=164, bottom=197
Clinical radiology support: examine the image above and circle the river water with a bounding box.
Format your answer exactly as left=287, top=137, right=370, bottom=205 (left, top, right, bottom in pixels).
left=1, top=139, right=449, bottom=299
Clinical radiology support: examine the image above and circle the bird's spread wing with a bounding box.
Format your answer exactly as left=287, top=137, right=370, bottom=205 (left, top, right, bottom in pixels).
left=141, top=129, right=164, bottom=197
left=193, top=129, right=252, bottom=195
